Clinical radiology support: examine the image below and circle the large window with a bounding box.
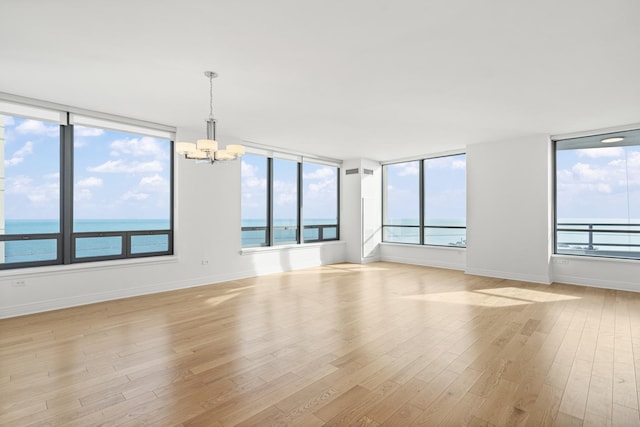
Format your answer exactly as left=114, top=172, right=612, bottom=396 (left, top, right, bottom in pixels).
left=0, top=101, right=174, bottom=270
left=1, top=114, right=61, bottom=266
left=303, top=161, right=339, bottom=242
left=555, top=129, right=640, bottom=260
left=241, top=153, right=339, bottom=247
left=383, top=153, right=466, bottom=247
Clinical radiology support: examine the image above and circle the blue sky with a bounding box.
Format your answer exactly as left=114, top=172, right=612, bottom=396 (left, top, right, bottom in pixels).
left=556, top=145, right=640, bottom=221
left=385, top=154, right=466, bottom=224
left=2, top=115, right=171, bottom=222
left=241, top=154, right=338, bottom=223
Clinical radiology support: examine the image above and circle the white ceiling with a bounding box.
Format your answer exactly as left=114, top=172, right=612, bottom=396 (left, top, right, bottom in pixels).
left=2, top=0, right=639, bottom=161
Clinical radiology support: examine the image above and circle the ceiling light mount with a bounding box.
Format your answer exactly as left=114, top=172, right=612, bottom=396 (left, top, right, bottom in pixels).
left=176, top=71, right=245, bottom=163
left=601, top=136, right=625, bottom=144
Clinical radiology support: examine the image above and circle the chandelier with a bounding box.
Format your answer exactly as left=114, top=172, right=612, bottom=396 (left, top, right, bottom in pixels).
left=176, top=71, right=245, bottom=162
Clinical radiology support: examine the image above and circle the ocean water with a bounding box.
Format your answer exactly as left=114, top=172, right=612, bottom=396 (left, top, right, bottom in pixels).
left=241, top=218, right=338, bottom=247
left=0, top=219, right=339, bottom=264
left=1, top=219, right=170, bottom=264
left=383, top=218, right=467, bottom=246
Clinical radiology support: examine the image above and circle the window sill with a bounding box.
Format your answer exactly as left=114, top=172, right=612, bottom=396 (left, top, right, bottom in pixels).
left=240, top=240, right=345, bottom=255
left=0, top=255, right=179, bottom=279
left=551, top=253, right=639, bottom=265
left=380, top=242, right=466, bottom=251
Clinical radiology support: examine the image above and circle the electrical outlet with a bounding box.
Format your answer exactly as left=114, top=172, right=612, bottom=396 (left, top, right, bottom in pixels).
left=201, top=260, right=209, bottom=265
left=12, top=280, right=27, bottom=287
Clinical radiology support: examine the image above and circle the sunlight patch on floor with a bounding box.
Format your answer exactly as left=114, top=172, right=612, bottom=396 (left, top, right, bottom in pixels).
left=400, top=287, right=580, bottom=307
left=475, top=287, right=580, bottom=303
left=205, top=293, right=240, bottom=307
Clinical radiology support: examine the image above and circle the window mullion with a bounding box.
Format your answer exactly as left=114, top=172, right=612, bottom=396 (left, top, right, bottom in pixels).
left=61, top=121, right=74, bottom=264
left=267, top=157, right=274, bottom=246
left=419, top=159, right=424, bottom=245
left=297, top=161, right=303, bottom=244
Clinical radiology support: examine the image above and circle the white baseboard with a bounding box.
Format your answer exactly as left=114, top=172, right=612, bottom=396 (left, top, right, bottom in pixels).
left=381, top=255, right=465, bottom=271
left=465, top=267, right=551, bottom=285
left=552, top=274, right=640, bottom=293
left=0, top=269, right=258, bottom=319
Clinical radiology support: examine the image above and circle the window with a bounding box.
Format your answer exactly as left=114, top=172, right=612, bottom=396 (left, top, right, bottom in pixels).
left=424, top=154, right=466, bottom=246
left=382, top=154, right=466, bottom=247
left=241, top=153, right=268, bottom=247
left=383, top=160, right=420, bottom=243
left=241, top=153, right=339, bottom=247
left=272, top=158, right=299, bottom=245
left=303, top=161, right=339, bottom=242
left=0, top=100, right=174, bottom=270
left=0, top=114, right=61, bottom=266
left=555, top=129, right=640, bottom=260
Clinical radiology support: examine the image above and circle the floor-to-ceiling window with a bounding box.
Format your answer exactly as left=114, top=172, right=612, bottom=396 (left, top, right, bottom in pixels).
left=555, top=128, right=640, bottom=260
left=0, top=99, right=174, bottom=270
left=241, top=151, right=340, bottom=247
left=302, top=161, right=339, bottom=242
left=382, top=153, right=466, bottom=247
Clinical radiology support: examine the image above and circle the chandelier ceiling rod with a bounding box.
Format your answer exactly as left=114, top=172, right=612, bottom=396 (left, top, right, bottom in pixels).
left=175, top=71, right=245, bottom=163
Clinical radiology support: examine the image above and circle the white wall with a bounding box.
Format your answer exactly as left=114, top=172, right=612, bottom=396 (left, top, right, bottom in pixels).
left=340, top=159, right=381, bottom=264
left=2, top=129, right=639, bottom=319
left=0, top=132, right=346, bottom=318
left=465, top=135, right=552, bottom=284
left=380, top=244, right=466, bottom=271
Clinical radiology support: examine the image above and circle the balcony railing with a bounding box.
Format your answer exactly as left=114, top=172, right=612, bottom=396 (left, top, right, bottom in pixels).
left=241, top=224, right=339, bottom=247
left=382, top=225, right=466, bottom=247
left=556, top=222, right=640, bottom=259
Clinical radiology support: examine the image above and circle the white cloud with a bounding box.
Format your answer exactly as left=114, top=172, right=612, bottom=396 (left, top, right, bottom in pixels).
left=396, top=163, right=419, bottom=176
left=1, top=115, right=15, bottom=126
left=74, top=140, right=87, bottom=148
left=76, top=177, right=103, bottom=188
left=74, top=126, right=104, bottom=137
left=139, top=174, right=166, bottom=188
left=16, top=120, right=58, bottom=137
left=87, top=159, right=163, bottom=173
left=5, top=157, right=24, bottom=166
left=45, top=172, right=60, bottom=180
left=110, top=137, right=167, bottom=159
left=558, top=149, right=640, bottom=197
left=303, top=167, right=335, bottom=180
left=75, top=188, right=93, bottom=201
left=571, top=162, right=608, bottom=182
left=121, top=191, right=150, bottom=201
left=452, top=159, right=466, bottom=169
left=577, top=147, right=624, bottom=158
left=241, top=160, right=267, bottom=190
left=4, top=141, right=34, bottom=167
left=6, top=175, right=59, bottom=203
left=273, top=180, right=296, bottom=205
left=14, top=141, right=33, bottom=157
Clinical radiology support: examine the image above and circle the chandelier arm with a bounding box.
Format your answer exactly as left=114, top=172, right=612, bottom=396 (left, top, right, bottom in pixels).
left=176, top=71, right=244, bottom=166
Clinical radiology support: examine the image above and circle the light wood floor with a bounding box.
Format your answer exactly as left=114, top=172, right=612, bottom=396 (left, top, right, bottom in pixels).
left=2, top=262, right=640, bottom=426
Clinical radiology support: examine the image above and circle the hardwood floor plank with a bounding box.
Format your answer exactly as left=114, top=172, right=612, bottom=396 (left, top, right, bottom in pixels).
left=1, top=262, right=639, bottom=426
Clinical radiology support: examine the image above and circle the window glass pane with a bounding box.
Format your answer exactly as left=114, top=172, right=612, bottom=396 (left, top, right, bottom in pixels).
left=383, top=161, right=420, bottom=243
left=75, top=236, right=122, bottom=258
left=73, top=125, right=171, bottom=235
left=241, top=154, right=268, bottom=247
left=424, top=154, right=466, bottom=246
left=1, top=115, right=60, bottom=235
left=556, top=131, right=640, bottom=259
left=273, top=158, right=298, bottom=245
left=303, top=162, right=338, bottom=241
left=1, top=239, right=57, bottom=264
left=131, top=234, right=169, bottom=254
